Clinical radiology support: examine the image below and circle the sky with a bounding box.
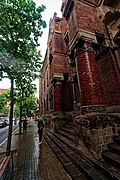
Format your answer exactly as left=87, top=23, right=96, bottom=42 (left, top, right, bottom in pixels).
left=0, top=0, right=62, bottom=97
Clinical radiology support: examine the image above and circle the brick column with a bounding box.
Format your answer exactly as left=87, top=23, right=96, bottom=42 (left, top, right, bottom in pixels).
left=54, top=81, right=63, bottom=112
left=75, top=42, right=105, bottom=114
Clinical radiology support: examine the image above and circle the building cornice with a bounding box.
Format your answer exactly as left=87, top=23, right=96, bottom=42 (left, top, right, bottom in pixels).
left=69, top=29, right=97, bottom=52
left=78, top=0, right=99, bottom=7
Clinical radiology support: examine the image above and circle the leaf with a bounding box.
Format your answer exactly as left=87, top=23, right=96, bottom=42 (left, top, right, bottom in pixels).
left=0, top=0, right=46, bottom=83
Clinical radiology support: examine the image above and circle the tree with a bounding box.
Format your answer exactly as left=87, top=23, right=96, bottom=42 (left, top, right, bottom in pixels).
left=0, top=90, right=10, bottom=116
left=22, top=92, right=37, bottom=118
left=15, top=80, right=37, bottom=133
left=0, top=0, right=46, bottom=154
left=15, top=84, right=37, bottom=118
left=0, top=91, right=8, bottom=111
left=14, top=106, right=20, bottom=118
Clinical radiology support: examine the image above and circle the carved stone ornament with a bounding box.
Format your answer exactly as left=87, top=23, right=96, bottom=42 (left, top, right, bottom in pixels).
left=81, top=105, right=105, bottom=114
left=75, top=46, right=94, bottom=57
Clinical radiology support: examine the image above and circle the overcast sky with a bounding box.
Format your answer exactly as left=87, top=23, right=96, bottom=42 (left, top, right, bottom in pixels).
left=0, top=0, right=62, bottom=96
left=35, top=0, right=62, bottom=57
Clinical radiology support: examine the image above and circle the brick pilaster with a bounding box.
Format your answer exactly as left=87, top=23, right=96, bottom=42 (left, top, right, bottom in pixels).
left=75, top=42, right=105, bottom=113
left=54, top=81, right=63, bottom=112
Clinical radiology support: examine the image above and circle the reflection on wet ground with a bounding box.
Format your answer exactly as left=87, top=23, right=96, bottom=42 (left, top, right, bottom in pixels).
left=6, top=120, right=71, bottom=180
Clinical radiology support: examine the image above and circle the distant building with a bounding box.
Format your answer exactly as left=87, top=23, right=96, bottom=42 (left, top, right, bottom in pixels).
left=0, top=89, right=8, bottom=95
left=39, top=0, right=120, bottom=127
left=0, top=89, right=9, bottom=117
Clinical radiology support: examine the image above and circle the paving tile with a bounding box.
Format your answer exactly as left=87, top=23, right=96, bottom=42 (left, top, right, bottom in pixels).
left=6, top=120, right=71, bottom=180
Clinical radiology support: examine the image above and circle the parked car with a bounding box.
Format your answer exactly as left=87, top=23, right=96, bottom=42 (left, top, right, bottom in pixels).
left=0, top=119, right=7, bottom=128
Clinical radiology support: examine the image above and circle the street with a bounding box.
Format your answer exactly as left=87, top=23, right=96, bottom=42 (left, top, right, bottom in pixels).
left=0, top=122, right=18, bottom=145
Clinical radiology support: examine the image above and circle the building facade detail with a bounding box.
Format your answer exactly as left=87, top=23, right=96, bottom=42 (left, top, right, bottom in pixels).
left=39, top=0, right=120, bottom=117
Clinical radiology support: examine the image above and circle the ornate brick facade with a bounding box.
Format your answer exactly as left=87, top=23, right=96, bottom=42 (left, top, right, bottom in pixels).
left=39, top=0, right=120, bottom=116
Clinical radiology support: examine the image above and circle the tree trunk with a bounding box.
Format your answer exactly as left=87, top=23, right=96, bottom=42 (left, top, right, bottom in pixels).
left=19, top=90, right=23, bottom=134
left=6, top=77, right=14, bottom=155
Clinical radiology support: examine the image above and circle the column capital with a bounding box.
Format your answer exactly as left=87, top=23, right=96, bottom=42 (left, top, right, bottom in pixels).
left=75, top=42, right=94, bottom=57
left=51, top=74, right=64, bottom=84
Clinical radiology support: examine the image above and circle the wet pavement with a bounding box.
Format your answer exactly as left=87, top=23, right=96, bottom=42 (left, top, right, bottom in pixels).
left=0, top=120, right=71, bottom=180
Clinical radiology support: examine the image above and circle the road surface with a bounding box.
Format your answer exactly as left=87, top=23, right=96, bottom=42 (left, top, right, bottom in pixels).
left=0, top=122, right=18, bottom=145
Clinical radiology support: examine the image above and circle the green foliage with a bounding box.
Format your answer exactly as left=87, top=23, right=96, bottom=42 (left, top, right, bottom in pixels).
left=101, top=115, right=113, bottom=124
left=2, top=106, right=9, bottom=116
left=14, top=83, right=37, bottom=117
left=0, top=90, right=10, bottom=115
left=89, top=114, right=113, bottom=129
left=14, top=106, right=20, bottom=117
left=0, top=1, right=46, bottom=143
left=0, top=0, right=46, bottom=80
left=22, top=93, right=37, bottom=117
left=0, top=0, right=46, bottom=124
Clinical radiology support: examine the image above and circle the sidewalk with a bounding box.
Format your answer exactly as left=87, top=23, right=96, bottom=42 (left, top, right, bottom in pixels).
left=0, top=120, right=71, bottom=180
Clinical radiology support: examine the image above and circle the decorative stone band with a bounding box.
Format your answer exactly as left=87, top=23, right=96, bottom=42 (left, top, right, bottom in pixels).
left=75, top=46, right=94, bottom=57
left=69, top=29, right=97, bottom=51
left=81, top=105, right=106, bottom=114
left=55, top=81, right=62, bottom=85
left=51, top=74, right=64, bottom=84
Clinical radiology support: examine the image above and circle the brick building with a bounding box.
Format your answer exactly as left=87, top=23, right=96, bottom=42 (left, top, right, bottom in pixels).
left=39, top=0, right=120, bottom=133
left=0, top=89, right=8, bottom=95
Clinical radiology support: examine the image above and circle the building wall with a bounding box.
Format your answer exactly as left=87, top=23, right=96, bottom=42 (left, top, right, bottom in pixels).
left=97, top=0, right=120, bottom=69
left=39, top=0, right=120, bottom=116
left=40, top=13, right=72, bottom=115
left=97, top=50, right=120, bottom=106
left=97, top=0, right=120, bottom=112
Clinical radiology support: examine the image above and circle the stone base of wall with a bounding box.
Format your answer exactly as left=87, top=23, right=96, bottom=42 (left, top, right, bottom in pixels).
left=73, top=114, right=120, bottom=159
left=48, top=115, right=72, bottom=132
left=74, top=104, right=81, bottom=113
left=86, top=126, right=118, bottom=159
left=81, top=105, right=105, bottom=114
left=106, top=105, right=120, bottom=113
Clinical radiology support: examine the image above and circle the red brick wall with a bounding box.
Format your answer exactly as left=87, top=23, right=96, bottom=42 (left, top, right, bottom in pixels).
left=97, top=50, right=120, bottom=106
left=53, top=33, right=66, bottom=53
left=75, top=1, right=104, bottom=33
left=61, top=17, right=68, bottom=37
left=50, top=61, right=54, bottom=79
left=68, top=8, right=78, bottom=43
left=53, top=54, right=68, bottom=74
left=66, top=1, right=105, bottom=44
left=54, top=82, right=63, bottom=112
left=62, top=82, right=74, bottom=111
left=54, top=21, right=61, bottom=32
left=40, top=0, right=120, bottom=115
left=76, top=43, right=104, bottom=106
left=77, top=0, right=100, bottom=5
left=39, top=78, right=43, bottom=115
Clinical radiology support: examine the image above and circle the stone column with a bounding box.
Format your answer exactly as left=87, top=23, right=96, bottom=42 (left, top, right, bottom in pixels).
left=54, top=81, right=63, bottom=112
left=75, top=42, right=105, bottom=114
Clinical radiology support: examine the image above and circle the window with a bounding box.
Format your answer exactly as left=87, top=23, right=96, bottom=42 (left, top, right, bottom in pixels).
left=49, top=47, right=53, bottom=64
left=95, top=32, right=105, bottom=44
left=49, top=89, right=54, bottom=111
left=64, top=30, right=69, bottom=45
left=63, top=0, right=74, bottom=21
